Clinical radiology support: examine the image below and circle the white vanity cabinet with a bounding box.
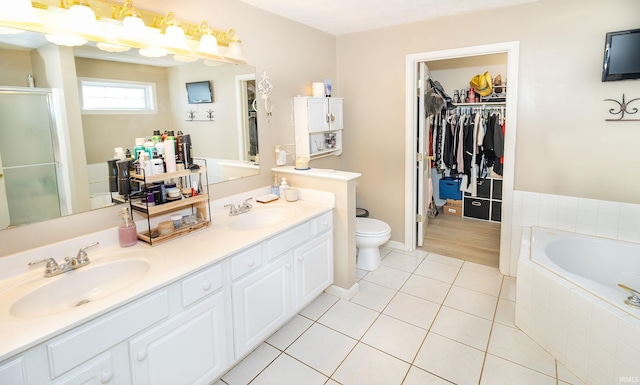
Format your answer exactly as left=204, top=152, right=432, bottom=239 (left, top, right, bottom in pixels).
left=293, top=96, right=344, bottom=159
left=0, top=208, right=334, bottom=385
left=128, top=264, right=229, bottom=385
left=231, top=211, right=333, bottom=359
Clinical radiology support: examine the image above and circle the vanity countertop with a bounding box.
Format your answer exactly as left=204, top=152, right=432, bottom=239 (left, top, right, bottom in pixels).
left=0, top=195, right=333, bottom=362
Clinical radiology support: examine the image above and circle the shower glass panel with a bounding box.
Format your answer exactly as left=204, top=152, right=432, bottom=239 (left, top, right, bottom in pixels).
left=0, top=89, right=61, bottom=227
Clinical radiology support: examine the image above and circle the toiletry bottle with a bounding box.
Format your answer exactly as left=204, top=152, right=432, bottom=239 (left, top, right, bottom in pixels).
left=279, top=177, right=289, bottom=200
left=27, top=74, right=35, bottom=88
left=271, top=174, right=280, bottom=196
left=166, top=131, right=177, bottom=159
left=144, top=138, right=156, bottom=159
left=152, top=130, right=162, bottom=144
left=164, top=138, right=177, bottom=172
left=118, top=207, right=137, bottom=247
left=133, top=138, right=145, bottom=161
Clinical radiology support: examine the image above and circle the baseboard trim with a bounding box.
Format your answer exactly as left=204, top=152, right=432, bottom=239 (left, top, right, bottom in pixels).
left=325, top=282, right=359, bottom=300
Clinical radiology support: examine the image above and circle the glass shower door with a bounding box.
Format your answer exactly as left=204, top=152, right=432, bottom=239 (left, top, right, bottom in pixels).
left=0, top=89, right=61, bottom=228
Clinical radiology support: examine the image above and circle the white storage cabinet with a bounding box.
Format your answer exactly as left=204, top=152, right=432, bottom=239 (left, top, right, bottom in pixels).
left=293, top=97, right=344, bottom=160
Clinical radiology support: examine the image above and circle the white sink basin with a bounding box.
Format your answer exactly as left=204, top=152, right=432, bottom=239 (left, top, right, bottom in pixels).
left=228, top=205, right=298, bottom=230
left=7, top=250, right=160, bottom=319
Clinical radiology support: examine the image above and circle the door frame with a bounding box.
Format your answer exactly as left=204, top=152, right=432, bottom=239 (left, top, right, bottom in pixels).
left=403, top=41, right=520, bottom=276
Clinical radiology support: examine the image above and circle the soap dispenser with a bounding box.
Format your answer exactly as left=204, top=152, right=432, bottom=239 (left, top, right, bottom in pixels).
left=271, top=174, right=280, bottom=196
left=279, top=178, right=289, bottom=200
left=118, top=207, right=137, bottom=247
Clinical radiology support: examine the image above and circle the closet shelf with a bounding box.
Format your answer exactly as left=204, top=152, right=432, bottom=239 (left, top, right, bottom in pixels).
left=453, top=101, right=506, bottom=106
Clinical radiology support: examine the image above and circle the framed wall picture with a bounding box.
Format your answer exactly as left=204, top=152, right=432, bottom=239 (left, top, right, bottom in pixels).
left=186, top=81, right=213, bottom=104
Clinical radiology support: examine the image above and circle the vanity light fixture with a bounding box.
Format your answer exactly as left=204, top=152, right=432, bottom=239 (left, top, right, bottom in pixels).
left=224, top=29, right=245, bottom=63
left=0, top=0, right=40, bottom=29
left=159, top=12, right=191, bottom=55
left=194, top=21, right=222, bottom=59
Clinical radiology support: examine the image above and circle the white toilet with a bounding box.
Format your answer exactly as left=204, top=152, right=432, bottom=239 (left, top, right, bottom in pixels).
left=355, top=217, right=391, bottom=271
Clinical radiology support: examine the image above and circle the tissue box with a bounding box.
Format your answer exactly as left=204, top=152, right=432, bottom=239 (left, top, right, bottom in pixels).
left=439, top=177, right=462, bottom=200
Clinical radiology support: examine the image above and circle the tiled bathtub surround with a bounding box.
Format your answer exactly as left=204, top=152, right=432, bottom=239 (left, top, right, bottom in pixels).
left=516, top=228, right=640, bottom=385
left=509, top=191, right=640, bottom=276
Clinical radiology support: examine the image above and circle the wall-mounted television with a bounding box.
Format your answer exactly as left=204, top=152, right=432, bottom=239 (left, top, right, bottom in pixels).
left=186, top=81, right=213, bottom=104
left=602, top=28, right=640, bottom=82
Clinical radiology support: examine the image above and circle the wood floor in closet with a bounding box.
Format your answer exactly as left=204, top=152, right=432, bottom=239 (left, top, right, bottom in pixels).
left=419, top=211, right=501, bottom=268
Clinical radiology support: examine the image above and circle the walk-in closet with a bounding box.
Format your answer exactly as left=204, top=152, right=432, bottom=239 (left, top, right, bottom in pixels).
left=417, top=53, right=508, bottom=268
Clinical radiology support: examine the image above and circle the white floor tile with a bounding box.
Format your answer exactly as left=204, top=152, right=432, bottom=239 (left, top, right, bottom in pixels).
left=487, top=322, right=557, bottom=377
left=267, top=314, right=314, bottom=351
left=299, top=292, right=339, bottom=321
left=413, top=332, right=485, bottom=385
left=221, top=343, right=280, bottom=385
left=356, top=269, right=368, bottom=281
left=285, top=323, right=357, bottom=376
left=381, top=251, right=423, bottom=272
left=493, top=298, right=516, bottom=327
left=558, top=362, right=586, bottom=385
left=350, top=280, right=396, bottom=312
left=443, top=285, right=498, bottom=320
left=403, top=366, right=455, bottom=385
left=430, top=306, right=492, bottom=350
left=325, top=380, right=341, bottom=385
left=361, top=314, right=427, bottom=362
left=382, top=291, right=441, bottom=330
left=400, top=274, right=451, bottom=304
left=454, top=268, right=503, bottom=297
left=250, top=353, right=327, bottom=385
left=332, top=343, right=410, bottom=385
left=318, top=299, right=379, bottom=339
left=413, top=259, right=461, bottom=284
left=425, top=253, right=464, bottom=267
left=462, top=261, right=502, bottom=277
left=362, top=265, right=411, bottom=290
left=480, top=354, right=556, bottom=385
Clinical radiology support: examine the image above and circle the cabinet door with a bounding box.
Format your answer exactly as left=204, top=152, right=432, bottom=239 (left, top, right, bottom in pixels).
left=294, top=232, right=333, bottom=310
left=232, top=255, right=292, bottom=358
left=328, top=98, right=343, bottom=130
left=129, top=292, right=228, bottom=385
left=307, top=98, right=330, bottom=133
left=0, top=357, right=25, bottom=385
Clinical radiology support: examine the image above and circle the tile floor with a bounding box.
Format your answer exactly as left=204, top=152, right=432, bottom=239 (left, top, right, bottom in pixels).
left=215, top=247, right=586, bottom=385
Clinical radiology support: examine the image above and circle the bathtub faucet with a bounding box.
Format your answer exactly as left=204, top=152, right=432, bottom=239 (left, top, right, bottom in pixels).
left=618, top=284, right=640, bottom=309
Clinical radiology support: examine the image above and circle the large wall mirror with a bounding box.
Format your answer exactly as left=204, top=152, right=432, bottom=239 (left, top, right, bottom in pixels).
left=0, top=30, right=260, bottom=230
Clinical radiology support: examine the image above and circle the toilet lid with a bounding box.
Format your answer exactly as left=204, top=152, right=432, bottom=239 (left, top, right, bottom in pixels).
left=356, top=218, right=390, bottom=236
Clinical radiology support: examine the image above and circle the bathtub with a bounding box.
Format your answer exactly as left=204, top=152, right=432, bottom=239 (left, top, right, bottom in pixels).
left=516, top=227, right=640, bottom=384
left=531, top=227, right=640, bottom=316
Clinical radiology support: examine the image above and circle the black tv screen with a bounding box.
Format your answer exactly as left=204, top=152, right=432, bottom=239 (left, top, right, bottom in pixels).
left=602, top=28, right=640, bottom=82
left=186, top=81, right=213, bottom=104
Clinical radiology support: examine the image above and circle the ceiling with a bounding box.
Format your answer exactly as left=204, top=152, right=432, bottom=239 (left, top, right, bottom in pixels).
left=236, top=0, right=538, bottom=35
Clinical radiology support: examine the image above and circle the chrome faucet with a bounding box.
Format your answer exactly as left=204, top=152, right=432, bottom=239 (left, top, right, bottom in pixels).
left=224, top=198, right=253, bottom=216
left=28, top=242, right=99, bottom=278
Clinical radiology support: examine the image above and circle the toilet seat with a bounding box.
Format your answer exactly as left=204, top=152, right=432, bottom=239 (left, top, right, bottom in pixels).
left=356, top=218, right=391, bottom=237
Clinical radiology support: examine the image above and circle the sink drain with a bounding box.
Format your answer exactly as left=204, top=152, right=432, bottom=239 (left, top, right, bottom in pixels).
left=75, top=299, right=91, bottom=307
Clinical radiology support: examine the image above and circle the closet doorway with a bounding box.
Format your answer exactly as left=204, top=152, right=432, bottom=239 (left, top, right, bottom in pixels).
left=403, top=42, right=520, bottom=276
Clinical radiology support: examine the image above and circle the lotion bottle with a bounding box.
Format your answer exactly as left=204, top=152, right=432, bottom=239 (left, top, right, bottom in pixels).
left=279, top=177, right=289, bottom=200
left=118, top=207, right=137, bottom=247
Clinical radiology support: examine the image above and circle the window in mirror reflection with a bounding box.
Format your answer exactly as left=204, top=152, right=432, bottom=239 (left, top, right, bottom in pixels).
left=79, top=78, right=157, bottom=112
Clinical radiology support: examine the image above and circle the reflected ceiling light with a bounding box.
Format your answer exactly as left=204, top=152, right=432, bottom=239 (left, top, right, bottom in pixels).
left=194, top=21, right=222, bottom=59
left=97, top=42, right=130, bottom=52
left=161, top=12, right=190, bottom=55
left=0, top=0, right=40, bottom=27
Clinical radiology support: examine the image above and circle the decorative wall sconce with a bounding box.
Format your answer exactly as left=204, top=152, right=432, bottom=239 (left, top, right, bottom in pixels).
left=0, top=0, right=246, bottom=65
left=256, top=70, right=273, bottom=125
left=604, top=94, right=640, bottom=121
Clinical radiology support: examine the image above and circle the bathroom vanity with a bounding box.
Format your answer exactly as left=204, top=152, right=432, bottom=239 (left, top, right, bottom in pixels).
left=0, top=191, right=334, bottom=385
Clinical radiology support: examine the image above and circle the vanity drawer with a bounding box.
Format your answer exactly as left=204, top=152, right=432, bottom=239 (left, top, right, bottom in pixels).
left=181, top=263, right=224, bottom=307
left=47, top=290, right=169, bottom=378
left=266, top=222, right=310, bottom=261
left=311, top=212, right=332, bottom=235
left=231, top=244, right=263, bottom=280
